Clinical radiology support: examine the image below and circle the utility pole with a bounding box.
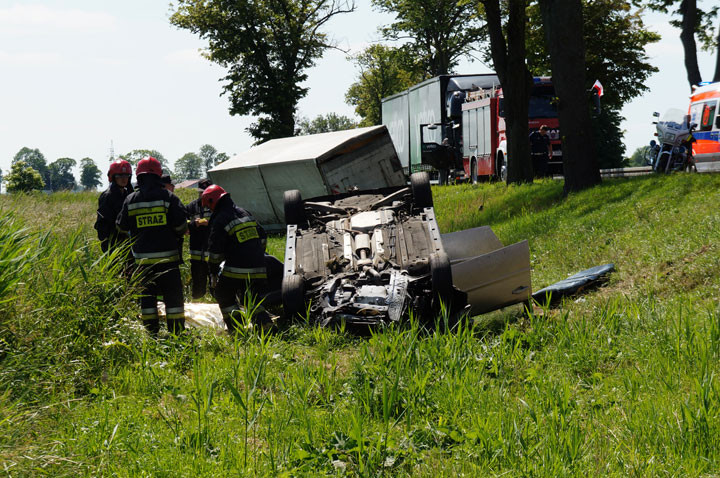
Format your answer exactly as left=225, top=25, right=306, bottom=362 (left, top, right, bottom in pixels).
left=109, top=140, right=115, bottom=162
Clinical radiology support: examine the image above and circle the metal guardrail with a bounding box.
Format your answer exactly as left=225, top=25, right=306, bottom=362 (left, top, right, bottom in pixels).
left=600, top=166, right=653, bottom=178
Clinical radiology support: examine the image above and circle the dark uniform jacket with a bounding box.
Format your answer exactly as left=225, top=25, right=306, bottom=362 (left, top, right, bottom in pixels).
left=94, top=182, right=133, bottom=252
left=116, top=176, right=188, bottom=265
left=529, top=131, right=551, bottom=155
left=185, top=197, right=213, bottom=260
left=207, top=196, right=267, bottom=280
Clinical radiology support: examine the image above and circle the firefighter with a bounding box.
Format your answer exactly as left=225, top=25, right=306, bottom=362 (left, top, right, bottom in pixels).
left=94, top=159, right=133, bottom=260
left=201, top=185, right=276, bottom=332
left=116, top=157, right=188, bottom=335
left=160, top=175, right=175, bottom=192
left=185, top=178, right=213, bottom=299
left=529, top=125, right=552, bottom=178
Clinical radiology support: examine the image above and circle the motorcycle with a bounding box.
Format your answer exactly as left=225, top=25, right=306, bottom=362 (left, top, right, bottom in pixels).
left=646, top=108, right=697, bottom=173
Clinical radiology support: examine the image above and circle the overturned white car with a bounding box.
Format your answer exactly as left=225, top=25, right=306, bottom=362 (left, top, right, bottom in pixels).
left=281, top=172, right=532, bottom=327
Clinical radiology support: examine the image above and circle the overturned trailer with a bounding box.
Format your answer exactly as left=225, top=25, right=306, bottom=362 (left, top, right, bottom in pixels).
left=207, top=125, right=405, bottom=229
left=281, top=172, right=531, bottom=327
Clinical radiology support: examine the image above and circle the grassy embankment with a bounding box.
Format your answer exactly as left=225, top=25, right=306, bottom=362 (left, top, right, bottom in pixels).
left=1, top=174, right=720, bottom=476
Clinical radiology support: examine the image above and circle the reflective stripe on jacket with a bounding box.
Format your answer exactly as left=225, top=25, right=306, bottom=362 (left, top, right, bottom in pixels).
left=116, top=176, right=187, bottom=265
left=207, top=196, right=267, bottom=279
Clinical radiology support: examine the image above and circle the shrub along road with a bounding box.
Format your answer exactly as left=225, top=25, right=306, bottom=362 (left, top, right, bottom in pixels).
left=1, top=174, right=720, bottom=476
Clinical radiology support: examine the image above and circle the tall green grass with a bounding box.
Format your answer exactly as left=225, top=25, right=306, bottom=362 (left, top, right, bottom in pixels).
left=1, top=175, right=720, bottom=476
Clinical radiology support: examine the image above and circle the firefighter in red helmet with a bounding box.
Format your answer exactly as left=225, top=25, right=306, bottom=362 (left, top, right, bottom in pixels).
left=116, top=157, right=188, bottom=335
left=94, top=159, right=133, bottom=260
left=202, top=185, right=281, bottom=332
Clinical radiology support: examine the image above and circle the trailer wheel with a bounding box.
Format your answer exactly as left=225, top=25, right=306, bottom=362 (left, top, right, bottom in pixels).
left=281, top=274, right=306, bottom=322
left=283, top=189, right=304, bottom=225
left=430, top=252, right=453, bottom=306
left=410, top=172, right=433, bottom=209
left=471, top=159, right=478, bottom=184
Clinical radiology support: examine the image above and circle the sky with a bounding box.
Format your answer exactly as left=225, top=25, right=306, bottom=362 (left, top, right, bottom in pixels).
left=0, top=0, right=717, bottom=182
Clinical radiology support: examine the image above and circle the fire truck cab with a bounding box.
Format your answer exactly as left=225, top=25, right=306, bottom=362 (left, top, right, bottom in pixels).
left=689, top=81, right=720, bottom=172
left=461, top=77, right=561, bottom=182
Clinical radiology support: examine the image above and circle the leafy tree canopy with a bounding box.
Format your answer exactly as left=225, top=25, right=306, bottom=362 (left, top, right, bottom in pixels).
left=171, top=0, right=355, bottom=143
left=13, top=147, right=50, bottom=187
left=198, top=144, right=230, bottom=174
left=345, top=45, right=422, bottom=126
left=174, top=152, right=204, bottom=181
left=295, top=113, right=357, bottom=135
left=6, top=161, right=44, bottom=193
left=48, top=158, right=77, bottom=191
left=371, top=0, right=485, bottom=77
left=638, top=0, right=718, bottom=50
left=80, top=158, right=103, bottom=191
left=120, top=149, right=172, bottom=176
left=525, top=0, right=660, bottom=168
left=527, top=0, right=659, bottom=111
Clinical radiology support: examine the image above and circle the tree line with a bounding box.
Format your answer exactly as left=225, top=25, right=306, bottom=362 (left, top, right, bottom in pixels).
left=170, top=0, right=719, bottom=192
left=3, top=145, right=230, bottom=193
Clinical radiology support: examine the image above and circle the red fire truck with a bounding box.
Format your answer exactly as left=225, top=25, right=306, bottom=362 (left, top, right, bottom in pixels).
left=461, top=77, right=561, bottom=182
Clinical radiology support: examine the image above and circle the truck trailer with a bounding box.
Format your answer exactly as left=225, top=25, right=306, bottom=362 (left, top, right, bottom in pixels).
left=382, top=74, right=500, bottom=182
left=382, top=74, right=562, bottom=183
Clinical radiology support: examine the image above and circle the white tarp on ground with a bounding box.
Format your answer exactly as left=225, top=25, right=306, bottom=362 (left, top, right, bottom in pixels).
left=159, top=302, right=226, bottom=330
left=208, top=125, right=405, bottom=228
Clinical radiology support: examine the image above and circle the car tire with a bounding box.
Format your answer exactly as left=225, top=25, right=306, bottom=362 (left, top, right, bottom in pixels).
left=497, top=154, right=507, bottom=182
left=281, top=274, right=305, bottom=322
left=283, top=189, right=304, bottom=225
left=430, top=251, right=453, bottom=305
left=471, top=159, right=478, bottom=184
left=410, top=171, right=433, bottom=209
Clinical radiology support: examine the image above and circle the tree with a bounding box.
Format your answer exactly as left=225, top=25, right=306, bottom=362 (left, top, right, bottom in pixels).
left=540, top=0, right=601, bottom=192
left=480, top=0, right=534, bottom=184
left=80, top=158, right=103, bottom=191
left=121, top=149, right=172, bottom=176
left=526, top=0, right=660, bottom=168
left=13, top=147, right=50, bottom=188
left=345, top=45, right=422, bottom=126
left=6, top=161, right=44, bottom=193
left=171, top=0, right=356, bottom=143
left=628, top=145, right=651, bottom=166
left=48, top=158, right=77, bottom=191
left=372, top=0, right=485, bottom=77
left=295, top=113, right=357, bottom=135
left=198, top=144, right=218, bottom=174
left=197, top=144, right=230, bottom=174
left=215, top=152, right=230, bottom=166
left=174, top=152, right=204, bottom=181
left=639, top=0, right=718, bottom=87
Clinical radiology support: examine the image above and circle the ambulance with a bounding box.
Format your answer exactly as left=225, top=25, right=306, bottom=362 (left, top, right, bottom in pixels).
left=689, top=81, right=720, bottom=171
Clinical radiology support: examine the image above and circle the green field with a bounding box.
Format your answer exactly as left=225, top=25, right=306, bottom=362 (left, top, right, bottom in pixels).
left=2, top=174, right=720, bottom=476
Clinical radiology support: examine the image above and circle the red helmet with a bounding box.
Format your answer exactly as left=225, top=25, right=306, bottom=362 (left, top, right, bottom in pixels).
left=136, top=156, right=163, bottom=177
left=201, top=184, right=228, bottom=211
left=107, top=159, right=132, bottom=182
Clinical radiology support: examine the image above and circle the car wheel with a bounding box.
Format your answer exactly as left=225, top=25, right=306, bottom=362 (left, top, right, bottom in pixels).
left=497, top=154, right=507, bottom=182
left=410, top=171, right=433, bottom=209
left=281, top=274, right=305, bottom=322
left=430, top=251, right=453, bottom=305
left=471, top=159, right=478, bottom=184
left=283, top=189, right=304, bottom=225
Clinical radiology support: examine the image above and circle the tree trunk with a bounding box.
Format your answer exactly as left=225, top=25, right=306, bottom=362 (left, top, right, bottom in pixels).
left=679, top=0, right=703, bottom=88
left=713, top=19, right=720, bottom=82
left=482, top=0, right=534, bottom=184
left=540, top=0, right=600, bottom=193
